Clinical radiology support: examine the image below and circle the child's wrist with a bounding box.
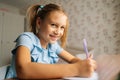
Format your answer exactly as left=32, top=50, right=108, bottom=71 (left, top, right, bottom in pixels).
left=70, top=58, right=81, bottom=63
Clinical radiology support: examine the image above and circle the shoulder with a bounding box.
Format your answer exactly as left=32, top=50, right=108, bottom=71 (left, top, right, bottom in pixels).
left=19, top=32, right=35, bottom=39
left=16, top=32, right=38, bottom=43
left=13, top=32, right=39, bottom=51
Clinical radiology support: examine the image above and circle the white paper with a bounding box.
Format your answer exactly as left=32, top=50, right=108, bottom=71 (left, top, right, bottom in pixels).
left=63, top=72, right=98, bottom=80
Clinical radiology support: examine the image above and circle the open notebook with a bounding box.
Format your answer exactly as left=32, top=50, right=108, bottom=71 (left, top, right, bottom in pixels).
left=63, top=72, right=98, bottom=80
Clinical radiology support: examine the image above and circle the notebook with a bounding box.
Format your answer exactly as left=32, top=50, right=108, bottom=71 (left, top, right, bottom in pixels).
left=63, top=72, right=98, bottom=80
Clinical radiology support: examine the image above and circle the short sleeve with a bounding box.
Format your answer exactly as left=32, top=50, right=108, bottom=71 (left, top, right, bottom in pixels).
left=12, top=33, right=34, bottom=54
left=56, top=42, right=63, bottom=54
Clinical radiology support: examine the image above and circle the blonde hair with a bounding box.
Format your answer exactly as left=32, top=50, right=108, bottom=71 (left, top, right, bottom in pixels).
left=26, top=3, right=69, bottom=48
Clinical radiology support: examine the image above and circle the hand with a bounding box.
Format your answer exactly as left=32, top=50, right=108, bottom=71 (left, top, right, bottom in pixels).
left=73, top=57, right=97, bottom=77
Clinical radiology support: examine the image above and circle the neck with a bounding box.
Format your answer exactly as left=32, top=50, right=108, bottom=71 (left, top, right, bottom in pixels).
left=37, top=33, right=48, bottom=49
left=40, top=40, right=48, bottom=49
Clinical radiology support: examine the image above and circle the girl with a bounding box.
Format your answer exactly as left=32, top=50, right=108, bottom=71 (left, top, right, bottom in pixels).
left=6, top=3, right=97, bottom=79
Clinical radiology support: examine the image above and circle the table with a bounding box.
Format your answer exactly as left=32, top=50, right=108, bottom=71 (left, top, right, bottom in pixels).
left=5, top=78, right=97, bottom=80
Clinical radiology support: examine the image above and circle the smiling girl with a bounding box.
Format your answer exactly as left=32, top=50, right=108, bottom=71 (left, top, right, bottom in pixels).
left=6, top=3, right=97, bottom=79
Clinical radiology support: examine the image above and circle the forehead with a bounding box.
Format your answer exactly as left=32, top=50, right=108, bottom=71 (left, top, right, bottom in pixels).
left=46, top=11, right=67, bottom=25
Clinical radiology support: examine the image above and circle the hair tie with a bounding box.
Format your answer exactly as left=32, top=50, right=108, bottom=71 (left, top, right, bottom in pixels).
left=40, top=5, right=44, bottom=9
left=37, top=5, right=44, bottom=14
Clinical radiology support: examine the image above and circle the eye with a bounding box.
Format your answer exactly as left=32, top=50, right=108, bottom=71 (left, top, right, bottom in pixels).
left=51, top=24, right=56, bottom=28
left=61, top=26, right=65, bottom=30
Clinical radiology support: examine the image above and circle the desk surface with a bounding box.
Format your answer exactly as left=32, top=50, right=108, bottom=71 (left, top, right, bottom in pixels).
left=4, top=79, right=64, bottom=80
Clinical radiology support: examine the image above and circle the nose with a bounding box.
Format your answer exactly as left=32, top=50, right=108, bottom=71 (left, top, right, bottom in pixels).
left=54, top=28, right=61, bottom=35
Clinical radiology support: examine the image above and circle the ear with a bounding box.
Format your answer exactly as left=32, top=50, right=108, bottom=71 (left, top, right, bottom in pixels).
left=36, top=17, right=41, bottom=29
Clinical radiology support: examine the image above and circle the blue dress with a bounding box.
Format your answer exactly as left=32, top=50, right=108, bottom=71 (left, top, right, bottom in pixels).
left=6, top=32, right=63, bottom=78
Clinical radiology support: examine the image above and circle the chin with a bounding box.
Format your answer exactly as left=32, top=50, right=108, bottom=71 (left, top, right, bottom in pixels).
left=49, top=41, right=57, bottom=44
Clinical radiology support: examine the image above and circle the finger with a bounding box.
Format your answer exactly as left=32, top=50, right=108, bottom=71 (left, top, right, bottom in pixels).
left=87, top=59, right=97, bottom=69
left=89, top=53, right=93, bottom=58
left=90, top=60, right=97, bottom=70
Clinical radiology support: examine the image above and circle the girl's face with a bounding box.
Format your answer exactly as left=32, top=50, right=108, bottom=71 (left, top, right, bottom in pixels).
left=37, top=11, right=67, bottom=44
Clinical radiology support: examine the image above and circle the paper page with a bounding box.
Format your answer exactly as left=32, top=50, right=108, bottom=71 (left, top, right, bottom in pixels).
left=63, top=72, right=98, bottom=80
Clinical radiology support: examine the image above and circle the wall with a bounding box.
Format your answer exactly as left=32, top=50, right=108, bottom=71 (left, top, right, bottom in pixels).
left=34, top=0, right=120, bottom=56
left=66, top=0, right=120, bottom=56
left=0, top=3, right=20, bottom=14
left=1, top=0, right=120, bottom=56
left=0, top=3, right=24, bottom=66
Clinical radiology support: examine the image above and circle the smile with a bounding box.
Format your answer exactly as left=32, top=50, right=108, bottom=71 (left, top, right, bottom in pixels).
left=49, top=35, right=59, bottom=41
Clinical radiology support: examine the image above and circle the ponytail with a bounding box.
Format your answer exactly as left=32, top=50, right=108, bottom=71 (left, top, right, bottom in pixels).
left=26, top=4, right=40, bottom=34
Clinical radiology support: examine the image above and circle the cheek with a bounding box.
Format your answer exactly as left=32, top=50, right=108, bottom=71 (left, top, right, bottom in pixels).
left=43, top=26, right=52, bottom=34
left=60, top=30, right=64, bottom=36
left=48, top=28, right=54, bottom=33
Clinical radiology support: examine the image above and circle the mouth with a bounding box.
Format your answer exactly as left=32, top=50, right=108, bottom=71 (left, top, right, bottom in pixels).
left=49, top=34, right=59, bottom=41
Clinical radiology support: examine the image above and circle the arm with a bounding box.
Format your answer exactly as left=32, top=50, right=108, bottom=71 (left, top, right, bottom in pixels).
left=15, top=46, right=97, bottom=79
left=58, top=50, right=81, bottom=63
left=15, top=46, right=78, bottom=79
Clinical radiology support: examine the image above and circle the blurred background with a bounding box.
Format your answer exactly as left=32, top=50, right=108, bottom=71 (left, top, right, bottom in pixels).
left=0, top=0, right=120, bottom=67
